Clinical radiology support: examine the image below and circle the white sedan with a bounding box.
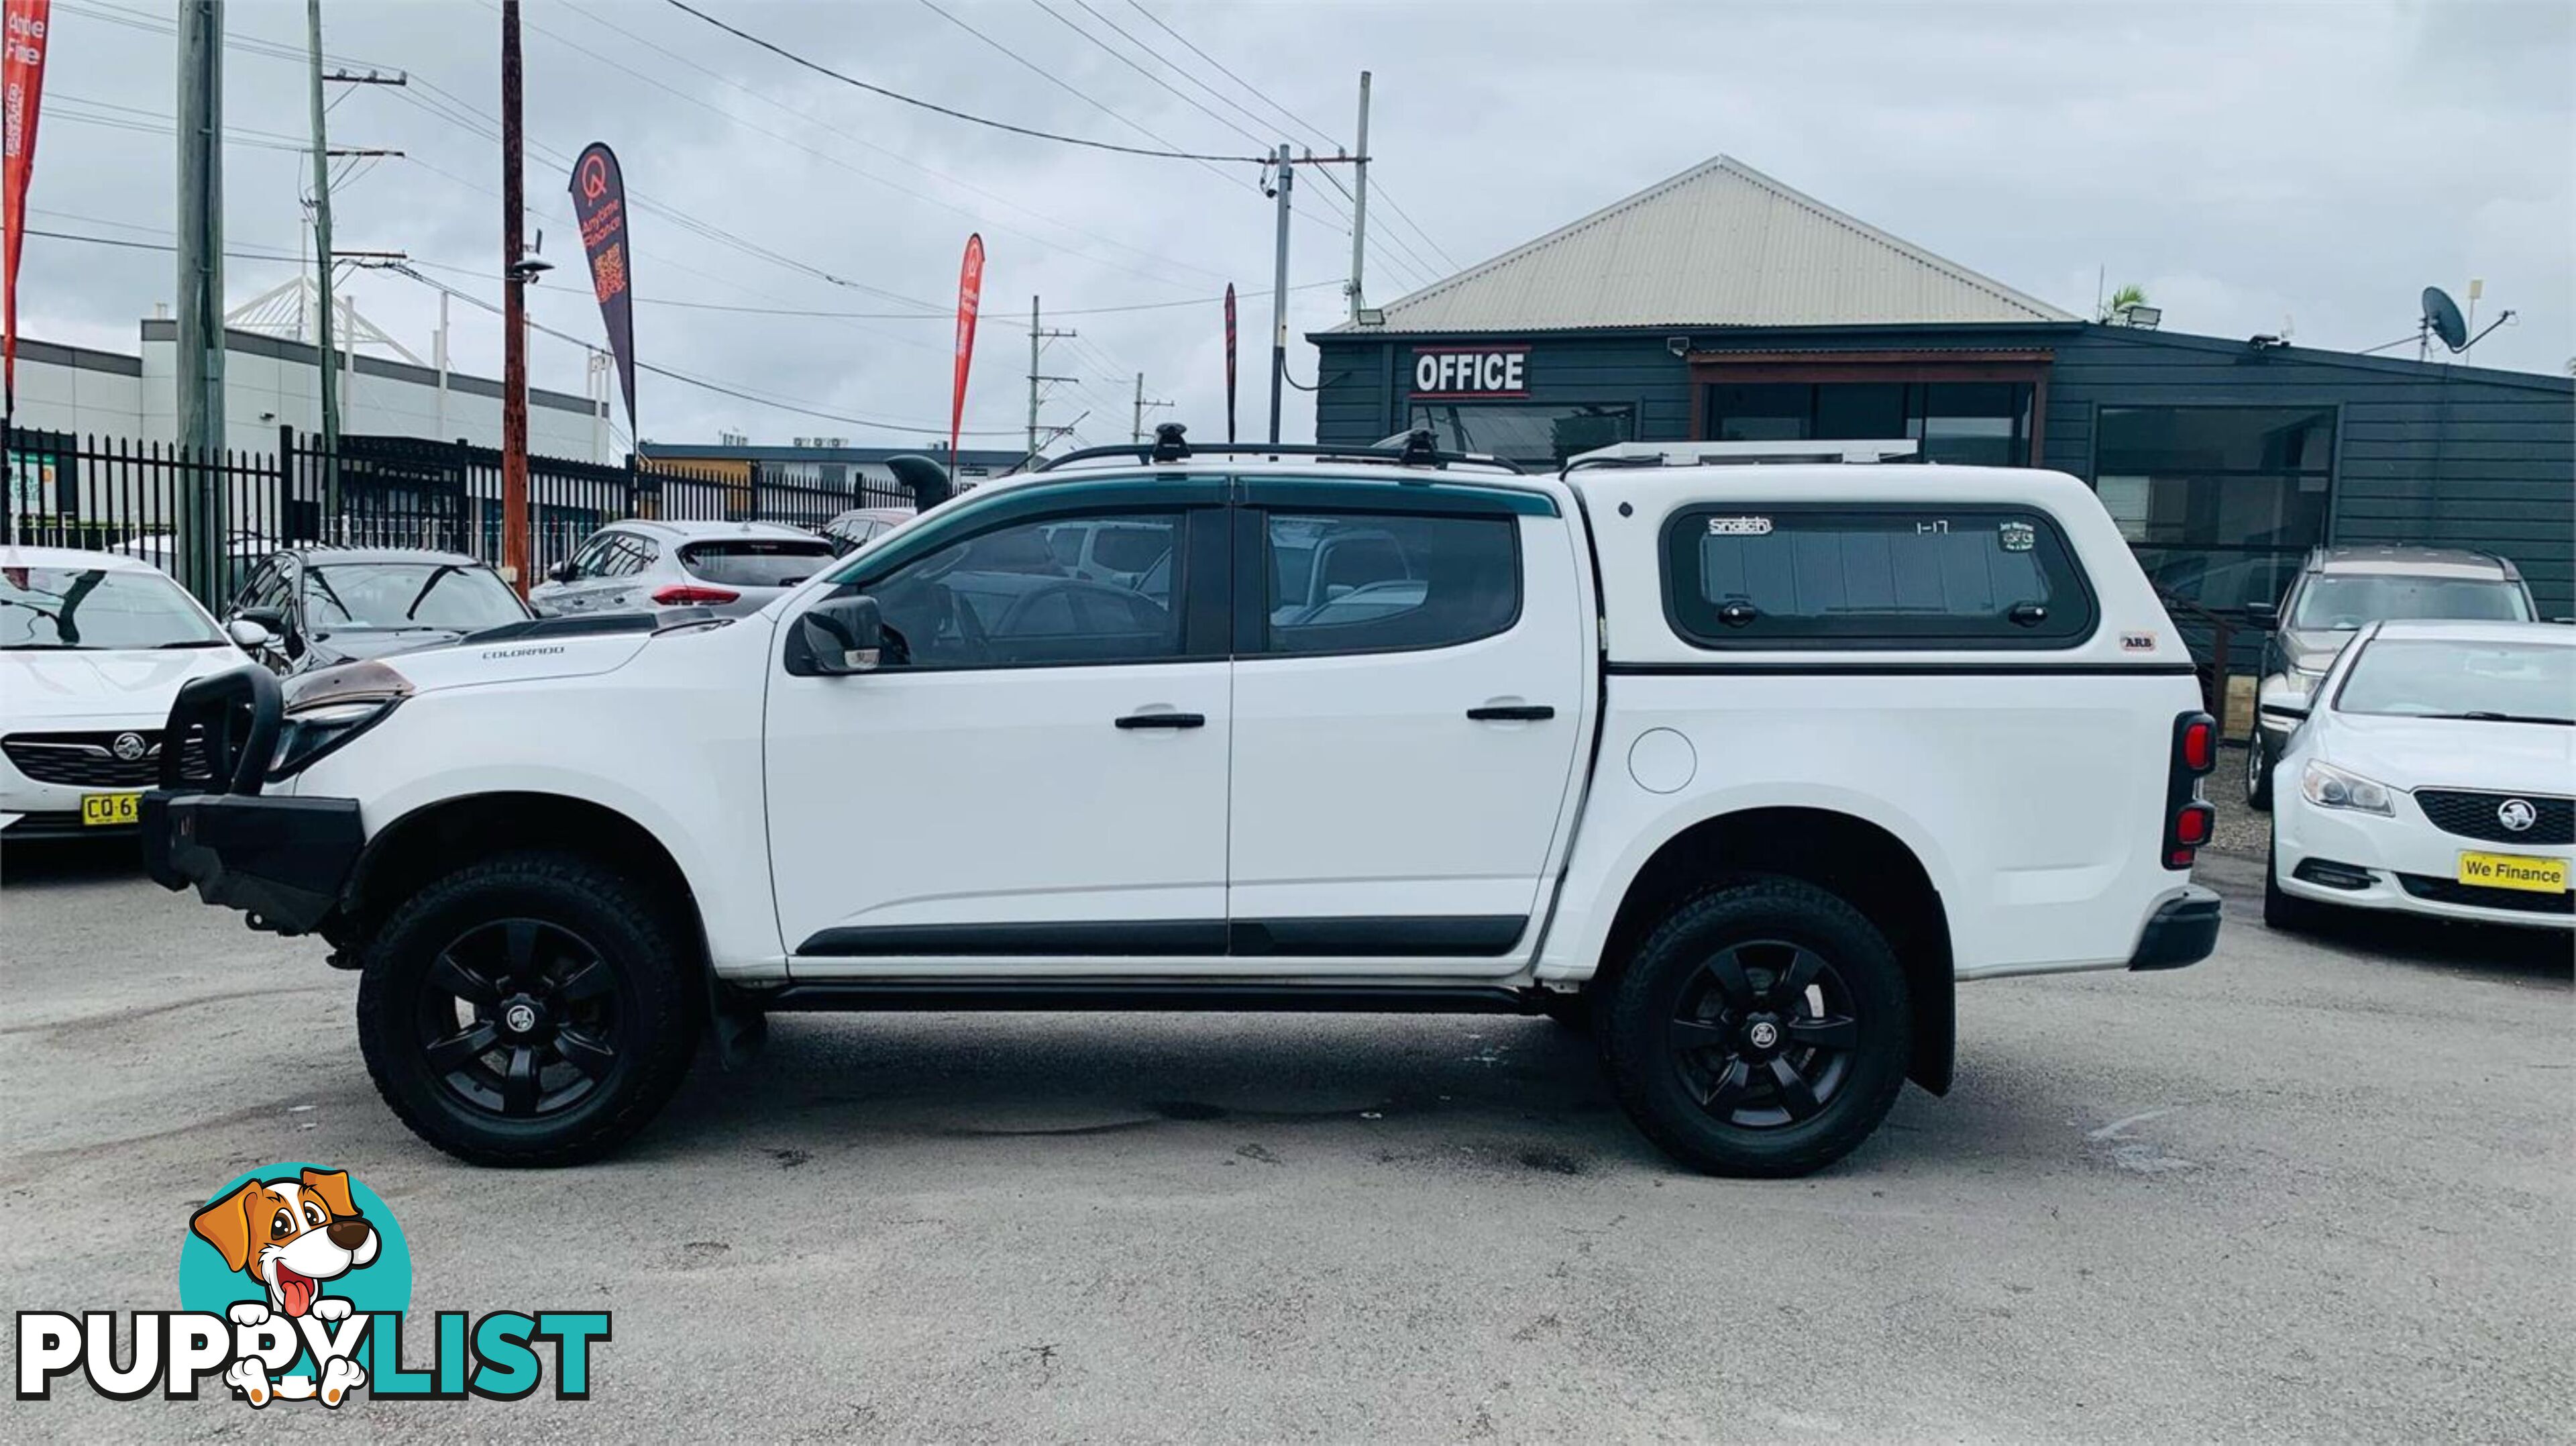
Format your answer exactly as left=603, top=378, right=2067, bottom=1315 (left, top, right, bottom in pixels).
left=1, top=546, right=262, bottom=839
left=2266, top=619, right=2573, bottom=932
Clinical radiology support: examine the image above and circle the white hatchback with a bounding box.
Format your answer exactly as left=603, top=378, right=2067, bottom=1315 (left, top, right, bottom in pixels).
left=1, top=546, right=258, bottom=838
left=2266, top=619, right=2573, bottom=932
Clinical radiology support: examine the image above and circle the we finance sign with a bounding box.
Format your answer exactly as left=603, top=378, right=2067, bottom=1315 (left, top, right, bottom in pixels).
left=1411, top=345, right=1529, bottom=400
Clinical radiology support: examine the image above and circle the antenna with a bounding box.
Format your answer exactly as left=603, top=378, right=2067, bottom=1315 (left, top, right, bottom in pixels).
left=2420, top=287, right=2468, bottom=356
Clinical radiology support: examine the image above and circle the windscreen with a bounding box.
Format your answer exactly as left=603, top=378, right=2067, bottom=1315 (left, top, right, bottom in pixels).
left=2336, top=639, right=2573, bottom=723
left=2292, top=575, right=2530, bottom=629
left=306, top=562, right=528, bottom=632
left=0, top=564, right=226, bottom=650
left=681, top=539, right=835, bottom=588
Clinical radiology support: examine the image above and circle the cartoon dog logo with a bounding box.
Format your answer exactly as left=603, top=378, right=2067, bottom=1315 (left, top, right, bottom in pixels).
left=189, top=1167, right=380, bottom=1406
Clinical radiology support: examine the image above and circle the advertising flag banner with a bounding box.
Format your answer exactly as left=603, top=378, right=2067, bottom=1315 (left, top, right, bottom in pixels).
left=566, top=142, right=637, bottom=429
left=1223, top=283, right=1238, bottom=444
left=951, top=232, right=984, bottom=470
left=2, top=0, right=53, bottom=413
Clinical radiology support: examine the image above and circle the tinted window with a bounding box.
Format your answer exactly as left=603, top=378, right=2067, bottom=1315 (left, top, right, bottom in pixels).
left=1258, top=512, right=1519, bottom=656
left=305, top=563, right=528, bottom=632
left=865, top=512, right=1181, bottom=668
left=1665, top=507, right=2094, bottom=648
left=681, top=539, right=834, bottom=587
left=2291, top=574, right=2530, bottom=629
left=2335, top=639, right=2572, bottom=723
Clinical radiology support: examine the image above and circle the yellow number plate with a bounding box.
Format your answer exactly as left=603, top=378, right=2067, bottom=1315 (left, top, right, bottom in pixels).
left=2457, top=851, right=2570, bottom=894
left=80, top=792, right=142, bottom=827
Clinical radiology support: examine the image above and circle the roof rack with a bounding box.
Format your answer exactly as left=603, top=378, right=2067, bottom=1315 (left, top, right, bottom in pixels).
left=1036, top=423, right=1525, bottom=476
left=1562, top=439, right=1921, bottom=475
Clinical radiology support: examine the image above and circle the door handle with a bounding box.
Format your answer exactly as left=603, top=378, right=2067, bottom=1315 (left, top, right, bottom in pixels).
left=1115, top=711, right=1206, bottom=729
left=1467, top=705, right=1555, bottom=722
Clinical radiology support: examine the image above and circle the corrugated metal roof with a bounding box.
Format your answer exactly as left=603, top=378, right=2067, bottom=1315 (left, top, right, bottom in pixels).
left=1338, top=156, right=2075, bottom=333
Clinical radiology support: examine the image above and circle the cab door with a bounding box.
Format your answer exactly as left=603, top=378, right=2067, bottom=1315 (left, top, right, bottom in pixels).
left=766, top=485, right=1234, bottom=969
left=1222, top=480, right=1589, bottom=971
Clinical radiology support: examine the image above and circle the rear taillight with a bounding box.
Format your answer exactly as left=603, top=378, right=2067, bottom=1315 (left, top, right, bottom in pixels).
left=651, top=583, right=739, bottom=607
left=2163, top=711, right=2217, bottom=870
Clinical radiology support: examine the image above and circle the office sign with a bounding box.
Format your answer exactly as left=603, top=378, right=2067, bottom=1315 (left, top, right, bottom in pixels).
left=1411, top=345, right=1528, bottom=400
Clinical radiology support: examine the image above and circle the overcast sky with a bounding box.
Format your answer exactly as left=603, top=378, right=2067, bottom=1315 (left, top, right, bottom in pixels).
left=21, top=0, right=2573, bottom=452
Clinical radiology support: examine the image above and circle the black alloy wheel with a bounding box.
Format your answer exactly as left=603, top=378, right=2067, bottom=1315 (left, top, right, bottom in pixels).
left=1601, top=878, right=1910, bottom=1178
left=358, top=851, right=700, bottom=1166
left=415, top=918, right=625, bottom=1120
left=1666, top=939, right=1858, bottom=1129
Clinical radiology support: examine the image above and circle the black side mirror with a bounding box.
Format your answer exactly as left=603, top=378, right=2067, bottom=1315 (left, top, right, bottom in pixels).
left=236, top=606, right=286, bottom=631
left=2244, top=601, right=2277, bottom=627
left=547, top=559, right=580, bottom=584
left=790, top=595, right=885, bottom=676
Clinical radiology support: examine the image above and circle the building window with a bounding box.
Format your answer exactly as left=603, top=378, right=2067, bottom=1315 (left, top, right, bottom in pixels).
left=1701, top=382, right=2033, bottom=466
left=1407, top=402, right=1635, bottom=469
left=2094, top=406, right=2334, bottom=614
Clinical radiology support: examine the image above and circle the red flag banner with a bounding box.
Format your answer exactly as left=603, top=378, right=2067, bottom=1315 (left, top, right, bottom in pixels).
left=1223, top=283, right=1238, bottom=444
left=566, top=142, right=637, bottom=431
left=2, top=0, right=52, bottom=413
left=950, top=232, right=984, bottom=472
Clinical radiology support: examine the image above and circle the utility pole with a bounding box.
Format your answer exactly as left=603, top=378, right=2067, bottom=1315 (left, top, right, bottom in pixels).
left=1130, top=373, right=1171, bottom=444
left=1346, top=71, right=1371, bottom=322
left=498, top=0, right=531, bottom=592
left=305, top=0, right=339, bottom=517
left=302, top=5, right=402, bottom=523
left=1267, top=142, right=1292, bottom=444
left=176, top=0, right=226, bottom=601
left=1022, top=296, right=1077, bottom=467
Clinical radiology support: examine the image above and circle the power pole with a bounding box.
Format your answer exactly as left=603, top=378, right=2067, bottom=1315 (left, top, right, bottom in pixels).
left=305, top=0, right=338, bottom=517
left=175, top=0, right=226, bottom=601
left=1346, top=71, right=1371, bottom=322
left=303, top=4, right=403, bottom=524
left=1267, top=142, right=1292, bottom=444
left=1022, top=296, right=1077, bottom=467
left=498, top=0, right=531, bottom=592
left=1130, top=373, right=1171, bottom=444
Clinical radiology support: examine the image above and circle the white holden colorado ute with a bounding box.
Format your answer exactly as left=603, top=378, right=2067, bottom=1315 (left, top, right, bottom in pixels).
left=146, top=430, right=2221, bottom=1176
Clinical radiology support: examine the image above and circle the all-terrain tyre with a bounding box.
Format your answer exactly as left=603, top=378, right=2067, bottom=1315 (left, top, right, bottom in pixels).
left=356, top=851, right=701, bottom=1166
left=1601, top=878, right=1911, bottom=1178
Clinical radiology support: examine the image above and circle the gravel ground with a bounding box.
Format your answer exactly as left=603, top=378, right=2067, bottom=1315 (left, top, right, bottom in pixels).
left=3, top=840, right=2569, bottom=1443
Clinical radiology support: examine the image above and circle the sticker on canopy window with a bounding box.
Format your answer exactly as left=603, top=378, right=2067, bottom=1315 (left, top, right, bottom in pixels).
left=1998, top=521, right=2037, bottom=552
left=1705, top=516, right=1772, bottom=536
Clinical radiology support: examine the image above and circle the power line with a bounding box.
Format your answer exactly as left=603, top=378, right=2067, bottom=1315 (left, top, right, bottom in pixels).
left=1067, top=0, right=1300, bottom=149
left=551, top=0, right=1228, bottom=287
left=1021, top=0, right=1267, bottom=150
left=385, top=262, right=1026, bottom=437
left=1113, top=0, right=1460, bottom=274
left=621, top=278, right=1342, bottom=320
left=661, top=0, right=1267, bottom=163
left=1119, top=0, right=1337, bottom=152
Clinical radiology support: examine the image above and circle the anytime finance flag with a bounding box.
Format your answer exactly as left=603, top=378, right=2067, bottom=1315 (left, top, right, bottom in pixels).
left=2, top=0, right=52, bottom=414
left=567, top=142, right=637, bottom=431
left=950, top=232, right=983, bottom=472
left=1223, top=283, right=1238, bottom=444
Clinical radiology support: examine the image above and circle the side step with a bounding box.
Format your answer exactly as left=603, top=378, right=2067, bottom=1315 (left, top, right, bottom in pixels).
left=756, top=980, right=1548, bottom=1015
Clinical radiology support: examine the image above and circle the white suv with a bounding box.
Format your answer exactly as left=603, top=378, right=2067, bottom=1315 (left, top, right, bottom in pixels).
left=145, top=432, right=2221, bottom=1176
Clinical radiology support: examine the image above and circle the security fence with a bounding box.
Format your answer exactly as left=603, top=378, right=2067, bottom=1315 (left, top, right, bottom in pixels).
left=2, top=426, right=922, bottom=604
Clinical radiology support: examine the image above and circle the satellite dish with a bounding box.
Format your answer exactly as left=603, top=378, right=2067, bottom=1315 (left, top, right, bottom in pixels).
left=2422, top=287, right=2468, bottom=352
